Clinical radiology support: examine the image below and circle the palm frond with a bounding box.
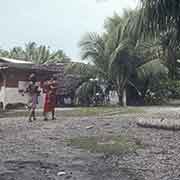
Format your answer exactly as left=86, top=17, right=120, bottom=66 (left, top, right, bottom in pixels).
left=137, top=59, right=168, bottom=80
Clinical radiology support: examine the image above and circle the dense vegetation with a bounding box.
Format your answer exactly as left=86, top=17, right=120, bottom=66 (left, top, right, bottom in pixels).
left=0, top=42, right=70, bottom=64
left=66, top=1, right=180, bottom=106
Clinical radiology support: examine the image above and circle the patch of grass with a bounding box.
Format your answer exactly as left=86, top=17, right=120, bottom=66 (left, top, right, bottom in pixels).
left=0, top=107, right=145, bottom=118
left=66, top=135, right=143, bottom=155
left=60, top=107, right=144, bottom=117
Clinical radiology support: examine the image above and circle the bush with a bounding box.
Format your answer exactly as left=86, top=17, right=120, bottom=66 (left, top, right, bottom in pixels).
left=144, top=79, right=180, bottom=105
left=161, top=80, right=180, bottom=98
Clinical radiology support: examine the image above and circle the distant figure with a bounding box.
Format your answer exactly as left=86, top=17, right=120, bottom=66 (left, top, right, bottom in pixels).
left=43, top=76, right=58, bottom=121
left=26, top=73, right=40, bottom=122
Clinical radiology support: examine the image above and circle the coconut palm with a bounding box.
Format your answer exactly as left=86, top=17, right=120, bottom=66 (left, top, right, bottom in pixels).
left=136, top=0, right=180, bottom=80
left=78, top=9, right=167, bottom=106
left=25, top=42, right=37, bottom=61
left=79, top=32, right=109, bottom=80
left=0, top=42, right=70, bottom=64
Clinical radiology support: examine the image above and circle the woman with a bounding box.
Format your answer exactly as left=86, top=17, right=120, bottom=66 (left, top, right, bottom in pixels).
left=26, top=73, right=40, bottom=122
left=43, top=76, right=58, bottom=120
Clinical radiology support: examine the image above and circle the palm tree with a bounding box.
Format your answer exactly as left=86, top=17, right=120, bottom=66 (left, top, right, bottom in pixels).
left=137, top=0, right=180, bottom=80
left=79, top=9, right=167, bottom=106
left=79, top=32, right=110, bottom=80
left=106, top=11, right=145, bottom=106
left=25, top=42, right=37, bottom=62
left=0, top=42, right=70, bottom=64
left=79, top=17, right=133, bottom=106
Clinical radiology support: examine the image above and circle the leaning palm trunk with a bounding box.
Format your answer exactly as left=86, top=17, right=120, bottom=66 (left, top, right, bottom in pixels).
left=167, top=48, right=177, bottom=80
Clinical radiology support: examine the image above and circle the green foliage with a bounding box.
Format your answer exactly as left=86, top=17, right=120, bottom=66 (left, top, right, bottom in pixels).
left=0, top=42, right=70, bottom=64
left=144, top=88, right=169, bottom=105
left=79, top=9, right=167, bottom=106
left=137, top=59, right=168, bottom=81
left=75, top=80, right=103, bottom=106
left=144, top=79, right=180, bottom=105
left=64, top=62, right=96, bottom=80
left=79, top=33, right=109, bottom=80
left=160, top=80, right=180, bottom=99
left=140, top=0, right=180, bottom=40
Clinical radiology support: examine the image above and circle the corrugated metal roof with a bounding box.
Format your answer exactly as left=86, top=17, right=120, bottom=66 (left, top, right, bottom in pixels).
left=0, top=57, right=32, bottom=64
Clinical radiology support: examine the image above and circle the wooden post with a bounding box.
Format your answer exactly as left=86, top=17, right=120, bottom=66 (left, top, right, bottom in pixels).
left=0, top=71, right=7, bottom=110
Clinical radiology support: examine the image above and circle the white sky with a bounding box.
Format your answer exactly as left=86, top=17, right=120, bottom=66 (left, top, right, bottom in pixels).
left=0, top=0, right=138, bottom=60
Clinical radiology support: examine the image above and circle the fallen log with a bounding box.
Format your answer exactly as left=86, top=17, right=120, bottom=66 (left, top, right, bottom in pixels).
left=137, top=118, right=180, bottom=131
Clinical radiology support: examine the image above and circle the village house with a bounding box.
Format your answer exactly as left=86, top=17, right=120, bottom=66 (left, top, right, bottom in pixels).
left=0, top=57, right=64, bottom=110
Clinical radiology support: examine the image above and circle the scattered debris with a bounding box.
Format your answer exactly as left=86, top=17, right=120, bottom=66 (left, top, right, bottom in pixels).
left=103, top=123, right=110, bottom=126
left=57, top=171, right=66, bottom=176
left=86, top=125, right=94, bottom=129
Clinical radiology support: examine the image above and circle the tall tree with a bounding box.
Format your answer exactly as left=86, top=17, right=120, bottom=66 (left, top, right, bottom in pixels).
left=136, top=0, right=180, bottom=80
left=79, top=9, right=167, bottom=106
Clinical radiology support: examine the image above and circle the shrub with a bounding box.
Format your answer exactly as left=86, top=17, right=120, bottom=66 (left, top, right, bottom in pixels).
left=144, top=79, right=180, bottom=105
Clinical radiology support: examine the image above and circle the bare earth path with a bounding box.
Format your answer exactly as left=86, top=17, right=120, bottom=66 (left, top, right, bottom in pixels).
left=0, top=106, right=180, bottom=180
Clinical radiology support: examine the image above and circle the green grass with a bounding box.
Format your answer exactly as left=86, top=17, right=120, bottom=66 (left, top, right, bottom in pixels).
left=66, top=135, right=143, bottom=155
left=59, top=107, right=144, bottom=117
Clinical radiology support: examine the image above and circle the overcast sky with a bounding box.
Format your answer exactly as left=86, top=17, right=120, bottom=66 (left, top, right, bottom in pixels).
left=0, top=0, right=138, bottom=60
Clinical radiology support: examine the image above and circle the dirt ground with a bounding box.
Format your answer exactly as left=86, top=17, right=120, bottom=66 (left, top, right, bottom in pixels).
left=1, top=106, right=180, bottom=180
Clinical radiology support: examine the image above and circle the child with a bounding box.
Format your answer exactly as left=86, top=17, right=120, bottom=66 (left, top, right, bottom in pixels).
left=26, top=73, right=40, bottom=122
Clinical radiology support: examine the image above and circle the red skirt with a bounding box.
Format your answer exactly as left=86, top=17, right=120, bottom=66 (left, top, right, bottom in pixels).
left=44, top=93, right=56, bottom=112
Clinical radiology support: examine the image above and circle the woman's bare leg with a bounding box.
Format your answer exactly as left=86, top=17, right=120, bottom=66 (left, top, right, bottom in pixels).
left=52, top=109, right=56, bottom=120
left=32, top=110, right=36, bottom=120
left=28, top=109, right=33, bottom=122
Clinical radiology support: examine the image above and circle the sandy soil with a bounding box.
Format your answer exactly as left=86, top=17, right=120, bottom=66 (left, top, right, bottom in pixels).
left=0, top=106, right=180, bottom=180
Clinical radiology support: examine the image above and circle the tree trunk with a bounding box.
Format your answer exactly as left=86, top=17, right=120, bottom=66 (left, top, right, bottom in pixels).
left=117, top=88, right=127, bottom=107
left=122, top=88, right=127, bottom=107
left=167, top=48, right=176, bottom=80
left=117, top=93, right=122, bottom=106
